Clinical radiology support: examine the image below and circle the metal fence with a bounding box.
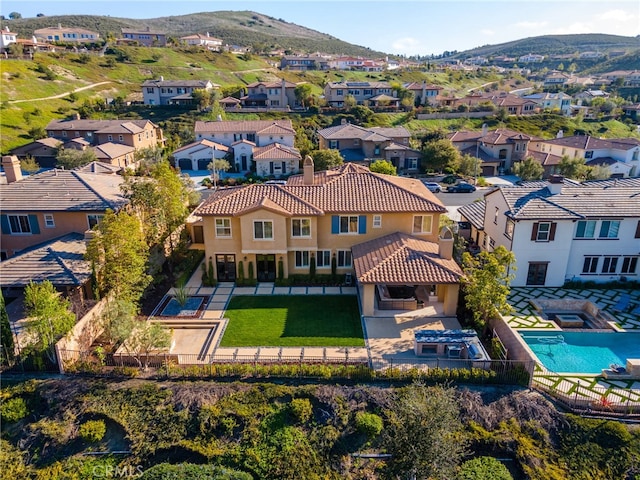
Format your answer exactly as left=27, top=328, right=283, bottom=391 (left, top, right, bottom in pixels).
left=51, top=348, right=534, bottom=386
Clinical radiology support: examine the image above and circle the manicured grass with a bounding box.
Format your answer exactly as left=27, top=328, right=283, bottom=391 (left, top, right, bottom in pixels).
left=220, top=295, right=365, bottom=347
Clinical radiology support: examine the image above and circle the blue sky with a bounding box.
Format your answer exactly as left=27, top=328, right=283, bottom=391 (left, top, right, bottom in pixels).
left=2, top=1, right=639, bottom=56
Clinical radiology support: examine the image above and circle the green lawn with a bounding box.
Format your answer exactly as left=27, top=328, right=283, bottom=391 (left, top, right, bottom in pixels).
left=220, top=295, right=365, bottom=347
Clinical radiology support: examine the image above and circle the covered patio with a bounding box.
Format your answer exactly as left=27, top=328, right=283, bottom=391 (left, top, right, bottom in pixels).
left=351, top=230, right=463, bottom=317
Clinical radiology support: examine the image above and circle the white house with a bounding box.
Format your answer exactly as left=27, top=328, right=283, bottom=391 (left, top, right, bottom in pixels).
left=0, top=26, right=17, bottom=52
left=459, top=177, right=640, bottom=287
left=522, top=92, right=573, bottom=116
left=141, top=78, right=218, bottom=106
left=180, top=33, right=223, bottom=50
left=190, top=120, right=298, bottom=175
left=172, top=139, right=230, bottom=171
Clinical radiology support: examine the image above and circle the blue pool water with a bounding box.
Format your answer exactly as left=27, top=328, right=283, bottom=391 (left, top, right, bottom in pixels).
left=161, top=297, right=204, bottom=317
left=520, top=331, right=640, bottom=374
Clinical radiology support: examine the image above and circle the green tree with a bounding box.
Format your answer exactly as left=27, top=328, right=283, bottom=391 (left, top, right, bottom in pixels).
left=343, top=94, right=357, bottom=109
left=458, top=457, right=513, bottom=480
left=0, top=291, right=15, bottom=365
left=56, top=148, right=97, bottom=170
left=382, top=384, right=467, bottom=480
left=20, top=156, right=40, bottom=174
left=557, top=155, right=588, bottom=180
left=294, top=83, right=313, bottom=108
left=8, top=42, right=24, bottom=57
left=140, top=463, right=252, bottom=480
left=28, top=126, right=47, bottom=140
left=191, top=88, right=211, bottom=110
left=24, top=280, right=76, bottom=363
left=513, top=157, right=544, bottom=181
left=8, top=12, right=21, bottom=19
left=311, top=149, right=343, bottom=171
left=369, top=159, right=397, bottom=175
left=0, top=439, right=31, bottom=479
left=208, top=158, right=231, bottom=185
left=422, top=138, right=461, bottom=173
left=586, top=164, right=611, bottom=180
left=121, top=160, right=191, bottom=246
left=457, top=154, right=482, bottom=178
left=461, top=245, right=516, bottom=333
left=116, top=318, right=171, bottom=370
left=85, top=210, right=151, bottom=304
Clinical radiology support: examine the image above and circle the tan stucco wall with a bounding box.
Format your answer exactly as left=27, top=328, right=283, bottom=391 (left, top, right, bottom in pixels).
left=200, top=210, right=441, bottom=280
left=1, top=210, right=98, bottom=258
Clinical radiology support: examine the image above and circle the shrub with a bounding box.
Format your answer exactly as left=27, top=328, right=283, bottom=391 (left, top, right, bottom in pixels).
left=355, top=411, right=383, bottom=438
left=290, top=398, right=313, bottom=423
left=79, top=420, right=106, bottom=443
left=457, top=456, right=513, bottom=480
left=0, top=397, right=28, bottom=423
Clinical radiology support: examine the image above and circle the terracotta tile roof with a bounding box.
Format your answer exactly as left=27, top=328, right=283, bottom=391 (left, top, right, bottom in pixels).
left=352, top=232, right=463, bottom=284
left=75, top=162, right=122, bottom=175
left=196, top=165, right=445, bottom=216
left=404, top=82, right=443, bottom=91
left=493, top=181, right=640, bottom=220
left=542, top=135, right=640, bottom=150
left=449, top=128, right=538, bottom=144
left=0, top=233, right=90, bottom=287
left=253, top=143, right=301, bottom=160
left=45, top=119, right=156, bottom=133
left=195, top=184, right=323, bottom=217
left=10, top=138, right=62, bottom=155
left=247, top=80, right=297, bottom=88
left=172, top=139, right=230, bottom=155
left=318, top=123, right=410, bottom=141
left=0, top=169, right=126, bottom=212
left=194, top=120, right=294, bottom=135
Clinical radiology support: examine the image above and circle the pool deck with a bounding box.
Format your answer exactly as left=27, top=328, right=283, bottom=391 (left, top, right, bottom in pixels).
left=504, top=287, right=640, bottom=409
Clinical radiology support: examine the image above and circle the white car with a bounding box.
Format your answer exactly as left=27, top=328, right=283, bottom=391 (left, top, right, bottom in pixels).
left=422, top=182, right=441, bottom=193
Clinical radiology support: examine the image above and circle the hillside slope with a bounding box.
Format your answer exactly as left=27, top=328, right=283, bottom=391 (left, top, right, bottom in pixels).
left=2, top=11, right=382, bottom=57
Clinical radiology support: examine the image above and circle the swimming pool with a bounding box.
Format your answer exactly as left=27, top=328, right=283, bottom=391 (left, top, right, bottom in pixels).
left=519, top=331, right=640, bottom=374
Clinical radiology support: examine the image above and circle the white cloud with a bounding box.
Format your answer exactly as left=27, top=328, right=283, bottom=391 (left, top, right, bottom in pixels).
left=597, top=9, right=632, bottom=22
left=515, top=21, right=549, bottom=29
left=391, top=37, right=423, bottom=54
left=481, top=29, right=495, bottom=36
left=554, top=22, right=594, bottom=35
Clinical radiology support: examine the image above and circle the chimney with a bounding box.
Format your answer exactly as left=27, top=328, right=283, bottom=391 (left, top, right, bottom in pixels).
left=341, top=118, right=347, bottom=125
left=74, top=113, right=80, bottom=120
left=4, top=26, right=9, bottom=32
left=547, top=174, right=564, bottom=195
left=303, top=155, right=314, bottom=185
left=206, top=32, right=210, bottom=37
left=2, top=156, right=23, bottom=183
left=556, top=129, right=563, bottom=139
left=482, top=123, right=488, bottom=136
left=58, top=23, right=62, bottom=29
left=438, top=227, right=454, bottom=260
left=159, top=75, right=164, bottom=82
left=217, top=114, right=223, bottom=122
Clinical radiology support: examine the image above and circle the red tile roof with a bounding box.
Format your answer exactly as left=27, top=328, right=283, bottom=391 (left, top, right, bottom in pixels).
left=352, top=232, right=463, bottom=284
left=195, top=165, right=445, bottom=216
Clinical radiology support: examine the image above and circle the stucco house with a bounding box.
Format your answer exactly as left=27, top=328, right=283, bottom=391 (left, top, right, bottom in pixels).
left=34, top=24, right=99, bottom=43
left=45, top=118, right=164, bottom=152
left=187, top=161, right=462, bottom=316
left=280, top=55, right=329, bottom=71
left=141, top=78, right=219, bottom=106
left=0, top=156, right=126, bottom=260
left=403, top=81, right=444, bottom=107
left=172, top=139, right=231, bottom=171
left=528, top=134, right=640, bottom=178
left=521, top=92, right=573, bottom=116
left=120, top=27, right=166, bottom=47
left=317, top=122, right=420, bottom=173
left=241, top=79, right=298, bottom=110
left=458, top=176, right=640, bottom=287
left=323, top=81, right=399, bottom=108
left=0, top=25, right=17, bottom=52
left=180, top=33, right=223, bottom=50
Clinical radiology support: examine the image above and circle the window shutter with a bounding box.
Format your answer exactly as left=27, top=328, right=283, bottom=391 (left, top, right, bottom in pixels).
left=636, top=220, right=640, bottom=239
left=28, top=215, right=40, bottom=234
left=358, top=215, right=367, bottom=234
left=331, top=215, right=339, bottom=234
left=0, top=215, right=9, bottom=234
left=549, top=223, right=557, bottom=241
left=531, top=222, right=539, bottom=241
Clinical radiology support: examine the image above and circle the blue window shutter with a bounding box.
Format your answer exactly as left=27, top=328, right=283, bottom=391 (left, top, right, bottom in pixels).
left=0, top=215, right=9, bottom=234
left=358, top=215, right=367, bottom=234
left=331, top=215, right=339, bottom=234
left=28, top=215, right=40, bottom=234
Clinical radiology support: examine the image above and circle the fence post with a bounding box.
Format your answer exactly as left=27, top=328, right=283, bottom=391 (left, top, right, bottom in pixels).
left=165, top=353, right=169, bottom=378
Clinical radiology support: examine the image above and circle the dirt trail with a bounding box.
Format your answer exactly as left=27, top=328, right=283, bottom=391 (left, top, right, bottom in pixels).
left=8, top=81, right=113, bottom=104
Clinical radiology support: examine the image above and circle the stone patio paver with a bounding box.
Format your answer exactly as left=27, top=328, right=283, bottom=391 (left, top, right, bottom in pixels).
left=324, top=287, right=341, bottom=294
left=290, top=287, right=307, bottom=294
left=307, top=287, right=324, bottom=295
left=256, top=286, right=274, bottom=295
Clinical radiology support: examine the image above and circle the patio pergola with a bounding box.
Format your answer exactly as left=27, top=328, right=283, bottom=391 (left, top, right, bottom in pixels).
left=352, top=231, right=463, bottom=316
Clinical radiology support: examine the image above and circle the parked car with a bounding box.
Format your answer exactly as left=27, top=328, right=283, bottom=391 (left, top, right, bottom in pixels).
left=422, top=182, right=441, bottom=193
left=447, top=182, right=476, bottom=193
